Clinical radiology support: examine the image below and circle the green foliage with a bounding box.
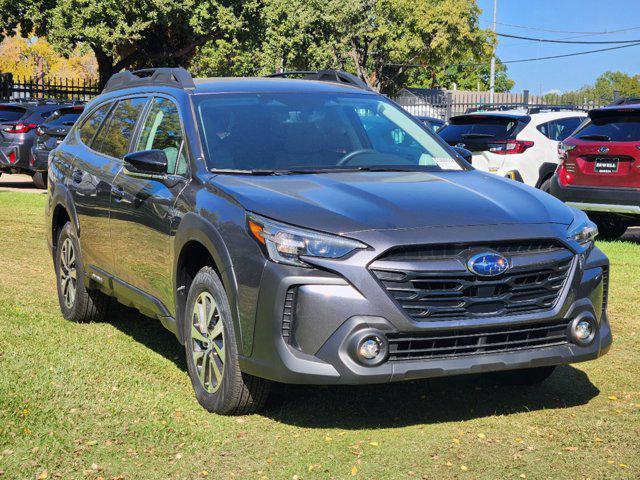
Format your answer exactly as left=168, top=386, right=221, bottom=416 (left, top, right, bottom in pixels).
left=562, top=71, right=640, bottom=102
left=0, top=0, right=512, bottom=92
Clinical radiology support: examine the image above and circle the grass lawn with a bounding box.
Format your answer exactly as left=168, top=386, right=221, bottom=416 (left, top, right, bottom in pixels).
left=0, top=190, right=638, bottom=480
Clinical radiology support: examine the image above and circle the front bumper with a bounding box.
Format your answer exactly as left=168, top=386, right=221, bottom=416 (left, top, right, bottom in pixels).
left=239, top=227, right=612, bottom=385
left=550, top=174, right=640, bottom=216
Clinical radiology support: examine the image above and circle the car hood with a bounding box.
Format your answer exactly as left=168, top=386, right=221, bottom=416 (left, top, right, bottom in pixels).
left=211, top=170, right=574, bottom=234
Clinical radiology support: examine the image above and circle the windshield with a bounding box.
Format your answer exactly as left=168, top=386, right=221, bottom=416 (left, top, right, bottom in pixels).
left=196, top=93, right=463, bottom=172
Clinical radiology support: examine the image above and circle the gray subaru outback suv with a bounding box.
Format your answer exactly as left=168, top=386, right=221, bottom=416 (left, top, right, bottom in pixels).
left=46, top=68, right=611, bottom=414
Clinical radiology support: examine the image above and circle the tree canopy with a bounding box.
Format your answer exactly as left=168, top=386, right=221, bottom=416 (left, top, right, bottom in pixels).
left=0, top=0, right=513, bottom=93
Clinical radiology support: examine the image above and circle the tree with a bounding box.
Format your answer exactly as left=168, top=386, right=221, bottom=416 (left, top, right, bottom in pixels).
left=0, top=35, right=97, bottom=81
left=0, top=0, right=248, bottom=85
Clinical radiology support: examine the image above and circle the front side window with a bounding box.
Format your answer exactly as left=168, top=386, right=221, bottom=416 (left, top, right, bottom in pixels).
left=196, top=93, right=462, bottom=172
left=78, top=103, right=112, bottom=146
left=94, top=97, right=148, bottom=158
left=136, top=97, right=187, bottom=175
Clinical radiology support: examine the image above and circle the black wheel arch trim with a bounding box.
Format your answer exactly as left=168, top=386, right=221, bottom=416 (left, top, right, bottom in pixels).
left=173, top=212, right=242, bottom=349
left=48, top=182, right=81, bottom=250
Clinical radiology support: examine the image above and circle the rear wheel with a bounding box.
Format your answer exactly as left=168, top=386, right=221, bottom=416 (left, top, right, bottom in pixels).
left=593, top=215, right=627, bottom=240
left=55, top=222, right=110, bottom=322
left=488, top=366, right=556, bottom=385
left=539, top=178, right=552, bottom=193
left=184, top=266, right=270, bottom=414
left=32, top=171, right=47, bottom=189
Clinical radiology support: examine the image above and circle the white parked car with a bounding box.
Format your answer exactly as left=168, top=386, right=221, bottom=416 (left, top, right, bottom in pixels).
left=438, top=108, right=587, bottom=190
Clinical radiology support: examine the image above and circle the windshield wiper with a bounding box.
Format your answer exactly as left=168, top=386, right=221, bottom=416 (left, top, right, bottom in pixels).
left=210, top=168, right=281, bottom=175
left=578, top=134, right=611, bottom=141
left=460, top=133, right=495, bottom=138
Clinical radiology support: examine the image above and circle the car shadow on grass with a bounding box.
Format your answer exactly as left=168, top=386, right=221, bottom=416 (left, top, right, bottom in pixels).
left=106, top=303, right=600, bottom=429
left=263, top=366, right=599, bottom=428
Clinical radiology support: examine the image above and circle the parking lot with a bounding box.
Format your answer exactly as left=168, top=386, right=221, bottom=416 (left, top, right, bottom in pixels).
left=1, top=184, right=639, bottom=479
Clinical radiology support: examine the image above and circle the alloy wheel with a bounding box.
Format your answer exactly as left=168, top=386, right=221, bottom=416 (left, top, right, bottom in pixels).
left=59, top=238, right=77, bottom=309
left=191, top=291, right=225, bottom=393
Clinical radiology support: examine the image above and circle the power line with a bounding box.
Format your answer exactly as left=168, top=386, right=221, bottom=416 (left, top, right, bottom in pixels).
left=384, top=41, right=640, bottom=69
left=497, top=32, right=640, bottom=44
left=482, top=20, right=640, bottom=36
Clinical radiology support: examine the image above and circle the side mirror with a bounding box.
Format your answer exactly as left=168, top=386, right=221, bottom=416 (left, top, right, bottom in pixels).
left=123, top=150, right=168, bottom=177
left=452, top=146, right=473, bottom=164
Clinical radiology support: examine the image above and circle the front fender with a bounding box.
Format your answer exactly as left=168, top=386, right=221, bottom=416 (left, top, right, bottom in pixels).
left=173, top=212, right=241, bottom=347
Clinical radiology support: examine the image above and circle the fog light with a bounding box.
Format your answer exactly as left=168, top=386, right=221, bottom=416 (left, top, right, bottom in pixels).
left=575, top=320, right=593, bottom=341
left=359, top=338, right=381, bottom=359
left=352, top=332, right=388, bottom=366
left=569, top=315, right=596, bottom=345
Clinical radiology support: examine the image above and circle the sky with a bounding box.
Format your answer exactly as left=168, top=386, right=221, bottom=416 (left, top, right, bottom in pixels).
left=476, top=0, right=640, bottom=94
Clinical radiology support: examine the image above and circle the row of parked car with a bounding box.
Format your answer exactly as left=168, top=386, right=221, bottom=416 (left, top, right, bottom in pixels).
left=421, top=102, right=640, bottom=240
left=0, top=99, right=84, bottom=188
left=2, top=90, right=639, bottom=240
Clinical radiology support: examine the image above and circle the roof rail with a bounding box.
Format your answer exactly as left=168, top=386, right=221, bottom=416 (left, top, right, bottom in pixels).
left=265, top=70, right=371, bottom=91
left=103, top=68, right=196, bottom=93
left=609, top=97, right=640, bottom=106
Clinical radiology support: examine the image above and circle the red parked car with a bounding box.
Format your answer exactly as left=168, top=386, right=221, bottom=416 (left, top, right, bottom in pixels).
left=551, top=103, right=640, bottom=239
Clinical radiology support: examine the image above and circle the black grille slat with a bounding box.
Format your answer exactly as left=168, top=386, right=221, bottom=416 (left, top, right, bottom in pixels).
left=388, top=320, right=570, bottom=360
left=281, top=288, right=297, bottom=343
left=372, top=241, right=574, bottom=321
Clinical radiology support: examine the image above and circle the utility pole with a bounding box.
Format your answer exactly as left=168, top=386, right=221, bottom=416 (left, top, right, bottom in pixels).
left=489, top=0, right=497, bottom=103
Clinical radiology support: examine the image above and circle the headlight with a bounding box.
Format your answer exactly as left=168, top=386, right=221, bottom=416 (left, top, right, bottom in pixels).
left=567, top=210, right=598, bottom=246
left=247, top=213, right=367, bottom=267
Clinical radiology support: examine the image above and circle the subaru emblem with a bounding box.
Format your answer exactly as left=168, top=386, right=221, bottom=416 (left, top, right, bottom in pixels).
left=598, top=146, right=609, bottom=154
left=467, top=252, right=510, bottom=277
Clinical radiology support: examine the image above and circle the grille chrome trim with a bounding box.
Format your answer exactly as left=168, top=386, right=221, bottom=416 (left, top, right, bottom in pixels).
left=388, top=320, right=570, bottom=361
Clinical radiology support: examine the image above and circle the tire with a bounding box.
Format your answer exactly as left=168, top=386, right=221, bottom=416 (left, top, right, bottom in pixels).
left=487, top=366, right=556, bottom=386
left=55, top=222, right=110, bottom=322
left=593, top=215, right=627, bottom=240
left=539, top=178, right=552, bottom=193
left=184, top=266, right=270, bottom=414
left=32, top=171, right=47, bottom=189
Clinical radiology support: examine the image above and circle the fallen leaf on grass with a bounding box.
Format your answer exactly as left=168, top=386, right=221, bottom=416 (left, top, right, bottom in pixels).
left=608, top=395, right=618, bottom=401
left=36, top=470, right=48, bottom=480
left=351, top=466, right=357, bottom=476
left=460, top=465, right=468, bottom=471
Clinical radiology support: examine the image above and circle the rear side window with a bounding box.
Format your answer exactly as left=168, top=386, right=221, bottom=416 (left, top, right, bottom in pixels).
left=79, top=103, right=112, bottom=146
left=537, top=117, right=583, bottom=141
left=94, top=97, right=148, bottom=158
left=0, top=106, right=27, bottom=123
left=46, top=108, right=83, bottom=127
left=574, top=112, right=640, bottom=141
left=439, top=116, right=524, bottom=142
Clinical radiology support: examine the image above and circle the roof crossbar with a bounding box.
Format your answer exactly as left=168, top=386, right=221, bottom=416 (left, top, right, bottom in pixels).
left=265, top=70, right=371, bottom=91
left=103, top=68, right=195, bottom=93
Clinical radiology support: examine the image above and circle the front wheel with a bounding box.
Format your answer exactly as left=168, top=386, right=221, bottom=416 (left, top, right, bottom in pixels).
left=593, top=215, right=627, bottom=240
left=184, top=266, right=270, bottom=414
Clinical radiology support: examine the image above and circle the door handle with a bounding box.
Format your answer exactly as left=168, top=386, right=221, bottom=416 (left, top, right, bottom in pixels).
left=111, top=185, right=125, bottom=201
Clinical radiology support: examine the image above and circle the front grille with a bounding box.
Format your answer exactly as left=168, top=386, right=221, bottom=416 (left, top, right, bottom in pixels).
left=371, top=241, right=574, bottom=321
left=388, top=320, right=570, bottom=360
left=380, top=240, right=565, bottom=262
